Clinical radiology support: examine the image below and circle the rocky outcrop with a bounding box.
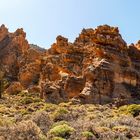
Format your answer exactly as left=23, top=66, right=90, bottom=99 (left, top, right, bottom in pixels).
left=0, top=25, right=45, bottom=90
left=18, top=47, right=43, bottom=88
left=127, top=42, right=140, bottom=99
left=0, top=24, right=140, bottom=104
left=41, top=25, right=140, bottom=104
left=0, top=25, right=29, bottom=80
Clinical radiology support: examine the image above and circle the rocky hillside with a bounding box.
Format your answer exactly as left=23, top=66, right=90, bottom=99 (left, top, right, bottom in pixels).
left=0, top=24, right=139, bottom=105
left=0, top=24, right=140, bottom=140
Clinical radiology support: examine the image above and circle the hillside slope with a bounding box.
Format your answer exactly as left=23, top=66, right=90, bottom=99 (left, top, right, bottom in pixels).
left=0, top=24, right=140, bottom=139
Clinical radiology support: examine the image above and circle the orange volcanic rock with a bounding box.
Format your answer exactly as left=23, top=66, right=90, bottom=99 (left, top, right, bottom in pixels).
left=18, top=47, right=43, bottom=88
left=0, top=25, right=44, bottom=89
left=0, top=25, right=29, bottom=80
left=51, top=35, right=69, bottom=54
left=41, top=25, right=140, bottom=104
left=0, top=24, right=140, bottom=104
left=0, top=24, right=8, bottom=42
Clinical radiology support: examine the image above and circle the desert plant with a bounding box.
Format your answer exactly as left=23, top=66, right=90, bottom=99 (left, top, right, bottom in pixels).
left=48, top=124, right=75, bottom=139
left=119, top=104, right=140, bottom=117
left=52, top=107, right=70, bottom=121
left=20, top=97, right=41, bottom=104
left=82, top=131, right=94, bottom=138
left=0, top=120, right=42, bottom=140
left=32, top=111, right=52, bottom=134
left=20, top=97, right=34, bottom=104
left=51, top=121, right=69, bottom=129
left=42, top=103, right=57, bottom=112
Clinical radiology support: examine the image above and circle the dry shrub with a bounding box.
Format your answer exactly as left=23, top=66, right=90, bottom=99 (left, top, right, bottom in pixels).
left=32, top=111, right=52, bottom=134
left=0, top=120, right=42, bottom=140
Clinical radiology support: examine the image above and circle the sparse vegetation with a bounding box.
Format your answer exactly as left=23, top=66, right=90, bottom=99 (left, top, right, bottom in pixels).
left=20, top=97, right=35, bottom=104
left=20, top=96, right=42, bottom=104
left=0, top=92, right=140, bottom=139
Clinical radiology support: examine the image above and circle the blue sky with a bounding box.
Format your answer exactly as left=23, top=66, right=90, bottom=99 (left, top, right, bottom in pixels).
left=0, top=0, right=140, bottom=48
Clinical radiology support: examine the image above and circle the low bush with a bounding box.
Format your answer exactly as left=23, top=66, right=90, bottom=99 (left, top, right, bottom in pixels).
left=48, top=124, right=75, bottom=139
left=82, top=131, right=94, bottom=138
left=52, top=107, right=70, bottom=121
left=119, top=104, right=140, bottom=117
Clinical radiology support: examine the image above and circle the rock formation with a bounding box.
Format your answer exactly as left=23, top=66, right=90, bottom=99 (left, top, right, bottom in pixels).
left=0, top=24, right=139, bottom=104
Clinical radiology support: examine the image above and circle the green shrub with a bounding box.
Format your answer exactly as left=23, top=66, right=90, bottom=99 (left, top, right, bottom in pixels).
left=49, top=124, right=75, bottom=138
left=33, top=97, right=42, bottom=102
left=20, top=97, right=34, bottom=104
left=52, top=107, right=69, bottom=121
left=51, top=121, right=69, bottom=129
left=39, top=133, right=47, bottom=140
left=82, top=131, right=94, bottom=138
left=119, top=104, right=140, bottom=116
left=57, top=108, right=69, bottom=114
left=20, top=97, right=42, bottom=104
left=59, top=102, right=72, bottom=107
left=43, top=103, right=57, bottom=112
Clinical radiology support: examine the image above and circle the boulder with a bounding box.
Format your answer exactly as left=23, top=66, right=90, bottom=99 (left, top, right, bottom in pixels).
left=5, top=82, right=23, bottom=95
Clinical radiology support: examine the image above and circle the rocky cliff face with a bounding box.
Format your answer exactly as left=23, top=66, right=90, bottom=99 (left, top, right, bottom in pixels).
left=0, top=25, right=29, bottom=80
left=0, top=24, right=140, bottom=104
